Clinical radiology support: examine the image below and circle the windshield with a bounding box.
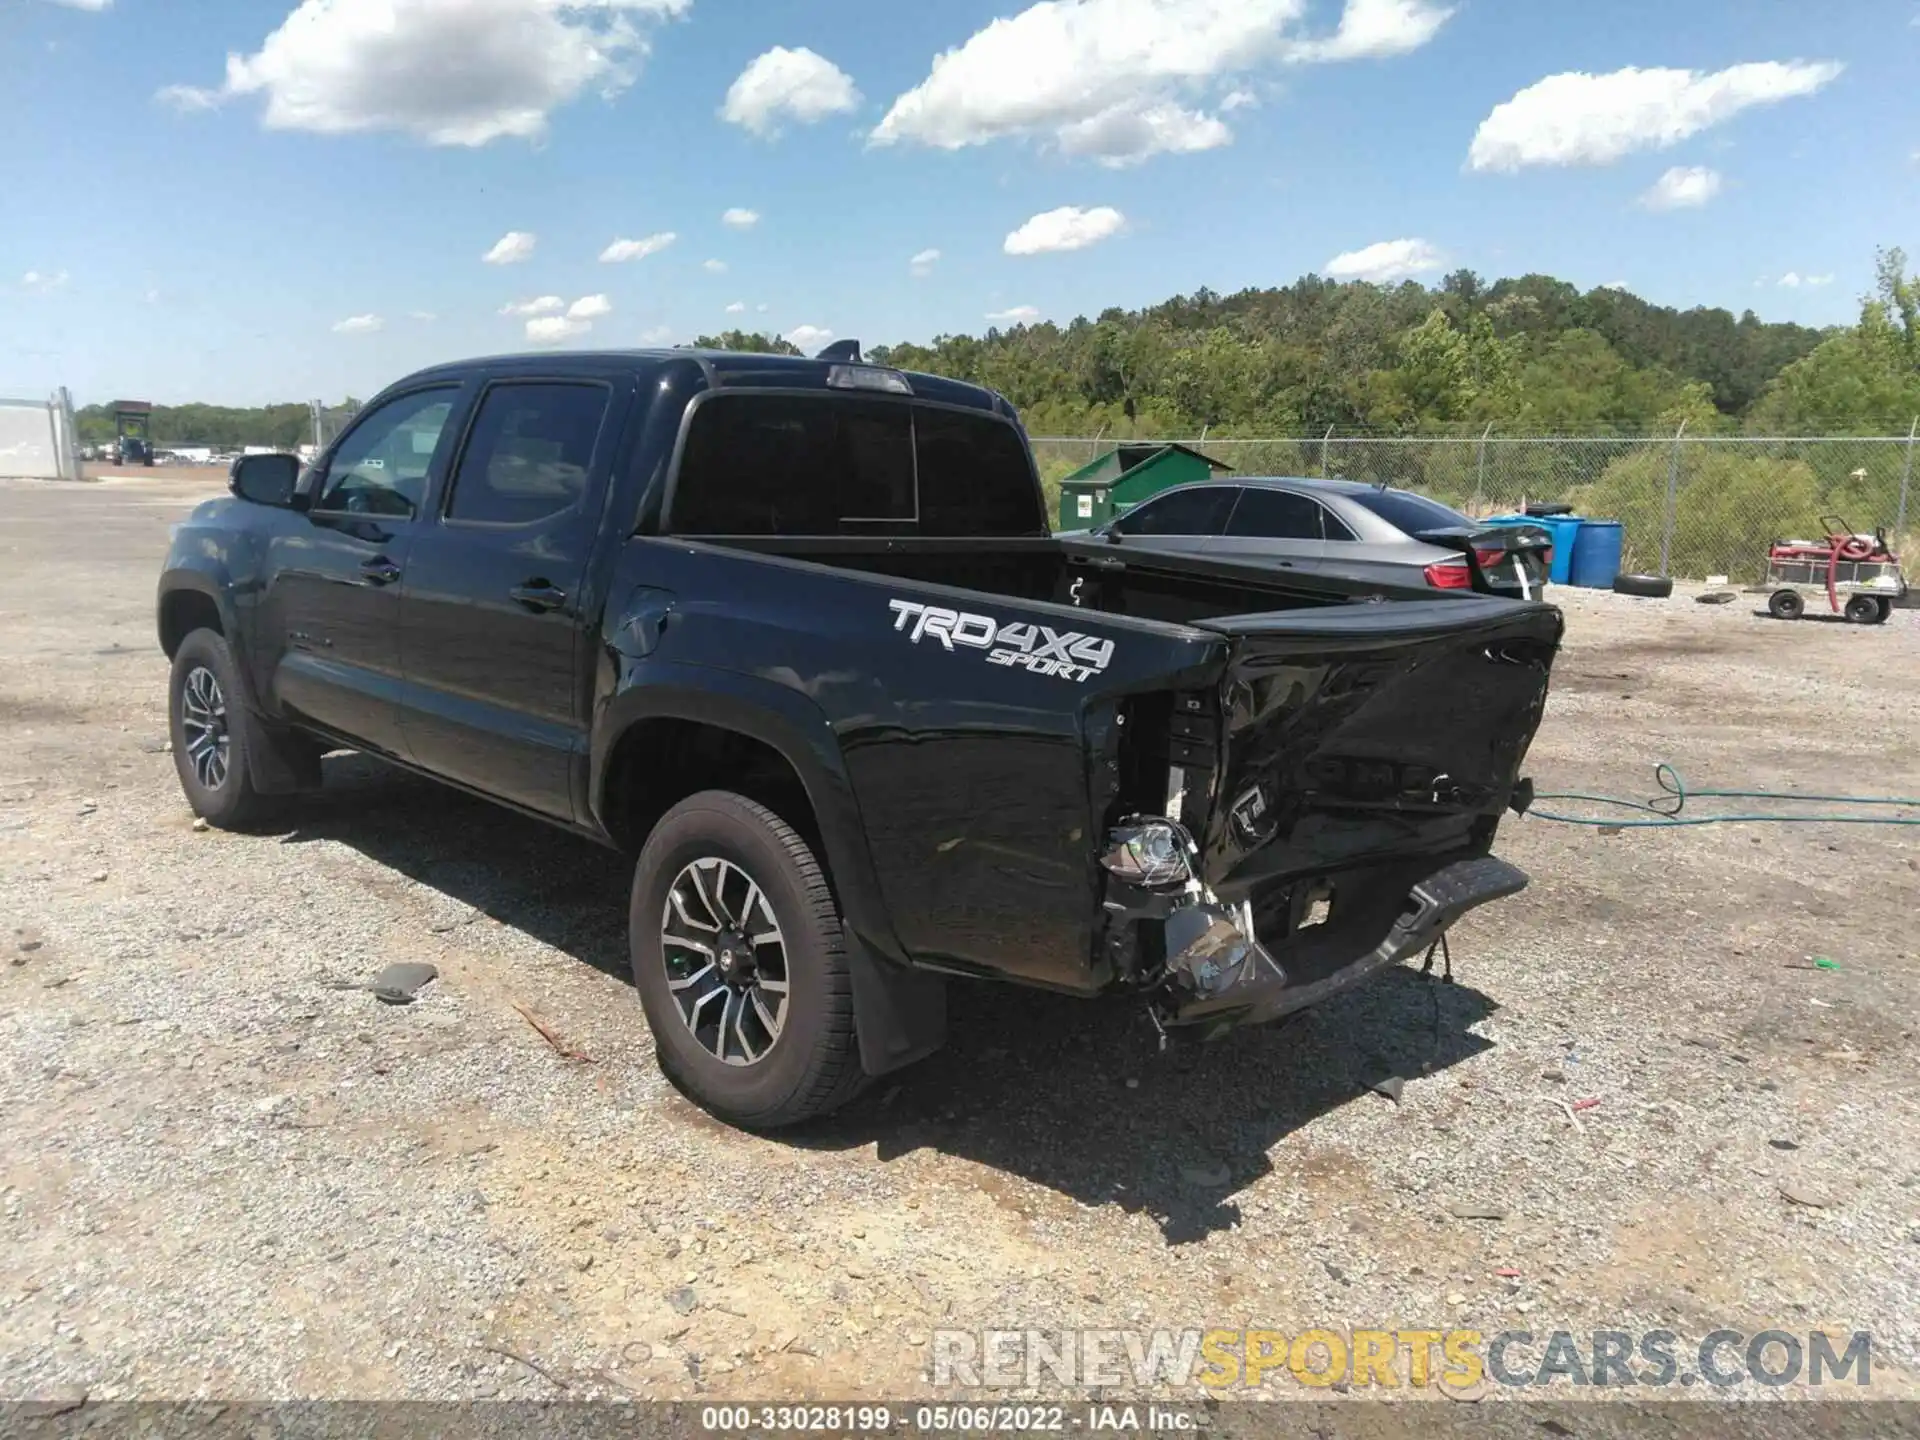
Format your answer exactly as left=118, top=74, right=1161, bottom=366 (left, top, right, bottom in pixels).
left=1347, top=487, right=1471, bottom=536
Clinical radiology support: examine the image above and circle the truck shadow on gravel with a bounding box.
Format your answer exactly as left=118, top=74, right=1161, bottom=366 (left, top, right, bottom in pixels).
left=283, top=754, right=1497, bottom=1245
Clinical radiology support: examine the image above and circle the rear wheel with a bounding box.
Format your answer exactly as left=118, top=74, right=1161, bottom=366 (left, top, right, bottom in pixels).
left=629, top=791, right=865, bottom=1129
left=1872, top=597, right=1893, bottom=625
left=1768, top=589, right=1806, bottom=621
left=1844, top=594, right=1881, bottom=624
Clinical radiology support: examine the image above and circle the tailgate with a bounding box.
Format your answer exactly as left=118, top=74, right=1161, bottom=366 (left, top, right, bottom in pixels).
left=1191, top=597, right=1563, bottom=891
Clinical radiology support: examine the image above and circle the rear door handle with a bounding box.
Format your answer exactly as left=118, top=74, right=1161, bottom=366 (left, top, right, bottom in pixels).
left=360, top=557, right=402, bottom=585
left=509, top=581, right=568, bottom=612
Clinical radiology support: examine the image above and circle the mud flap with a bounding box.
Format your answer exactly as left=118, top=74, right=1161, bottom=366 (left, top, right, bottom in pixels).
left=241, top=708, right=324, bottom=795
left=847, top=935, right=948, bottom=1077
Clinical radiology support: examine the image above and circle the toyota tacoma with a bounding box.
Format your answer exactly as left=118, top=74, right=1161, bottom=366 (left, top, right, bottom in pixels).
left=156, top=345, right=1562, bottom=1128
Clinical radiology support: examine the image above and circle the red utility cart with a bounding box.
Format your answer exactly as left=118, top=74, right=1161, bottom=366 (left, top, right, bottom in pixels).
left=1750, top=517, right=1906, bottom=624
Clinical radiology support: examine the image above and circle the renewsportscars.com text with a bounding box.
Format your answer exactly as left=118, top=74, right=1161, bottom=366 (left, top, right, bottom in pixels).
left=931, top=1328, right=1874, bottom=1391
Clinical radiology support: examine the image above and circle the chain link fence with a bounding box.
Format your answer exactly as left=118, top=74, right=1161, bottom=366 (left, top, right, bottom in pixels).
left=1030, top=427, right=1920, bottom=585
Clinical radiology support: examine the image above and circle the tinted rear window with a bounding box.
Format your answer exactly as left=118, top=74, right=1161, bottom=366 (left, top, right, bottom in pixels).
left=668, top=393, right=1044, bottom=537
left=1346, top=488, right=1471, bottom=536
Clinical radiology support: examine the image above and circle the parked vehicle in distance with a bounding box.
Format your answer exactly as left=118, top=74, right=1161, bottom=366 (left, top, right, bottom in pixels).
left=156, top=346, right=1563, bottom=1129
left=1064, top=477, right=1555, bottom=600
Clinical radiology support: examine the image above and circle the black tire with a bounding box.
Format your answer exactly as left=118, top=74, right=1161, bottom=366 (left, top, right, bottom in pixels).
left=168, top=629, right=275, bottom=829
left=1612, top=573, right=1674, bottom=599
left=1843, top=594, right=1880, bottom=624
left=1871, top=597, right=1893, bottom=625
left=629, top=790, right=865, bottom=1129
left=1768, top=589, right=1806, bottom=621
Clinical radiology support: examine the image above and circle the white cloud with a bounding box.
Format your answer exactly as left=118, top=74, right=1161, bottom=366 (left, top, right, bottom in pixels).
left=720, top=46, right=860, bottom=137
left=156, top=0, right=690, bottom=147
left=600, top=231, right=675, bottom=262
left=157, top=83, right=221, bottom=111
left=1776, top=272, right=1835, bottom=289
left=20, top=269, right=70, bottom=292
left=527, top=314, right=592, bottom=344
left=409, top=310, right=437, bottom=321
left=1777, top=272, right=1802, bottom=288
left=332, top=313, right=384, bottom=334
left=1004, top=205, right=1125, bottom=255
left=1468, top=61, right=1844, bottom=172
left=721, top=207, right=760, bottom=229
left=725, top=301, right=746, bottom=313
left=870, top=0, right=1448, bottom=167
left=483, top=230, right=538, bottom=264
left=638, top=323, right=673, bottom=345
left=703, top=258, right=727, bottom=274
left=1639, top=164, right=1723, bottom=210
left=786, top=324, right=834, bottom=353
left=1324, top=237, right=1444, bottom=282
left=47, top=0, right=111, bottom=9
left=1286, top=0, right=1453, bottom=62
left=567, top=293, right=612, bottom=319
left=756, top=303, right=768, bottom=313
left=1220, top=88, right=1259, bottom=112
left=1056, top=101, right=1230, bottom=166
left=1807, top=273, right=1836, bottom=286
left=500, top=295, right=566, bottom=316
left=909, top=247, right=941, bottom=277
left=986, top=305, right=1041, bottom=324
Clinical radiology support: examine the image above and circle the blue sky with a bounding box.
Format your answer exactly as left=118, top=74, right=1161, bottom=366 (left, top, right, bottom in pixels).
left=4, top=0, right=1917, bottom=407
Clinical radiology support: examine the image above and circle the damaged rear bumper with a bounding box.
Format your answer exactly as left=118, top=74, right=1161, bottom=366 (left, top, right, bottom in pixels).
left=1102, top=827, right=1528, bottom=1036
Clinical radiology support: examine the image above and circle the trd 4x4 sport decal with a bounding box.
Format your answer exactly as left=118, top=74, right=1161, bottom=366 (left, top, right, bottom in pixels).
left=887, top=599, right=1116, bottom=684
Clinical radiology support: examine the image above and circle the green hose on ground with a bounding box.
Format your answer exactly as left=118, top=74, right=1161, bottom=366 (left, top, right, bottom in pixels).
left=1526, top=763, right=1920, bottom=828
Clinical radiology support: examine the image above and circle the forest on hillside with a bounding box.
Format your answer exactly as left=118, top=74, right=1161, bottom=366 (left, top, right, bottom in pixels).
left=78, top=247, right=1920, bottom=450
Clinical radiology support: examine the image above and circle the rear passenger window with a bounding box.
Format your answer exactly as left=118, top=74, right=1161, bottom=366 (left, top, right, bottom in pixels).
left=446, top=382, right=610, bottom=525
left=1225, top=488, right=1326, bottom=541
left=668, top=393, right=1045, bottom=537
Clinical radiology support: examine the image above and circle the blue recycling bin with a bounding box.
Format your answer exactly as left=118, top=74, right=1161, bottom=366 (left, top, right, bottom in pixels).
left=1569, top=519, right=1625, bottom=589
left=1483, top=513, right=1581, bottom=585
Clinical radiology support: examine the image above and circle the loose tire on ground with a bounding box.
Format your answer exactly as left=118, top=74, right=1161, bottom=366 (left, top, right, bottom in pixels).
left=1768, top=589, right=1806, bottom=621
left=1844, top=594, right=1882, bottom=624
left=168, top=629, right=276, bottom=829
left=629, top=790, right=866, bottom=1129
left=1612, top=573, right=1674, bottom=599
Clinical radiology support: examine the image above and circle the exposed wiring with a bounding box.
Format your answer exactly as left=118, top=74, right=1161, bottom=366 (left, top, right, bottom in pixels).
left=1527, top=763, right=1920, bottom=829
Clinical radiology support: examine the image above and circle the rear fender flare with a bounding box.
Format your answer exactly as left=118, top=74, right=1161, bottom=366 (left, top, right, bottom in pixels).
left=592, top=662, right=945, bottom=1077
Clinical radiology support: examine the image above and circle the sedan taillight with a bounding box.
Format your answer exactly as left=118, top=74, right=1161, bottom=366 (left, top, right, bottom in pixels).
left=1423, top=559, right=1474, bottom=589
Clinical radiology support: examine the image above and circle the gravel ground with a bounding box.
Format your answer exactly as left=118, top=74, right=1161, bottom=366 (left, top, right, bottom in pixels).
left=3, top=473, right=1918, bottom=1404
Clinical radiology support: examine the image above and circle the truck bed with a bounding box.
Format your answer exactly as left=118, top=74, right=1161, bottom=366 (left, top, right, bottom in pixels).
left=621, top=532, right=1561, bottom=1005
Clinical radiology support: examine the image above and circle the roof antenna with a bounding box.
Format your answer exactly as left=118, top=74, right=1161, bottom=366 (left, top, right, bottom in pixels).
left=816, top=339, right=862, bottom=363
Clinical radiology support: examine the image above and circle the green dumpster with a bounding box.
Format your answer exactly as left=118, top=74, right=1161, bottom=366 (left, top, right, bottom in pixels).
left=1055, top=442, right=1233, bottom=531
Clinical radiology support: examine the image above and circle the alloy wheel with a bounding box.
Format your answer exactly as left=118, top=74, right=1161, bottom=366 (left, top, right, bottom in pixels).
left=660, top=856, right=789, bottom=1066
left=180, top=665, right=231, bottom=790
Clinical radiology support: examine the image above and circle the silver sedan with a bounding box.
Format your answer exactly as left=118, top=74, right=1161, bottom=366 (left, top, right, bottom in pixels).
left=1068, top=477, right=1554, bottom=600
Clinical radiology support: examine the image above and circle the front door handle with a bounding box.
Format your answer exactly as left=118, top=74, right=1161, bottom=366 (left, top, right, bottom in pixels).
left=509, top=580, right=568, bottom=612
left=360, top=556, right=402, bottom=585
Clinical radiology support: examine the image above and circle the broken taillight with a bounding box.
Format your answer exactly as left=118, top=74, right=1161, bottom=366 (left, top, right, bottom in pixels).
left=1423, top=559, right=1474, bottom=589
left=1100, top=818, right=1196, bottom=890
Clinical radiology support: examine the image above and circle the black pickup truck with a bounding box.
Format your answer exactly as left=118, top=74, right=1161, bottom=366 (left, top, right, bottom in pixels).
left=157, top=346, right=1562, bottom=1128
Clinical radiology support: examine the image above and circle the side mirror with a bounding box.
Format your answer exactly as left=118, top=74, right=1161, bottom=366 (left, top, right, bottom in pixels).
left=229, top=453, right=300, bottom=508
